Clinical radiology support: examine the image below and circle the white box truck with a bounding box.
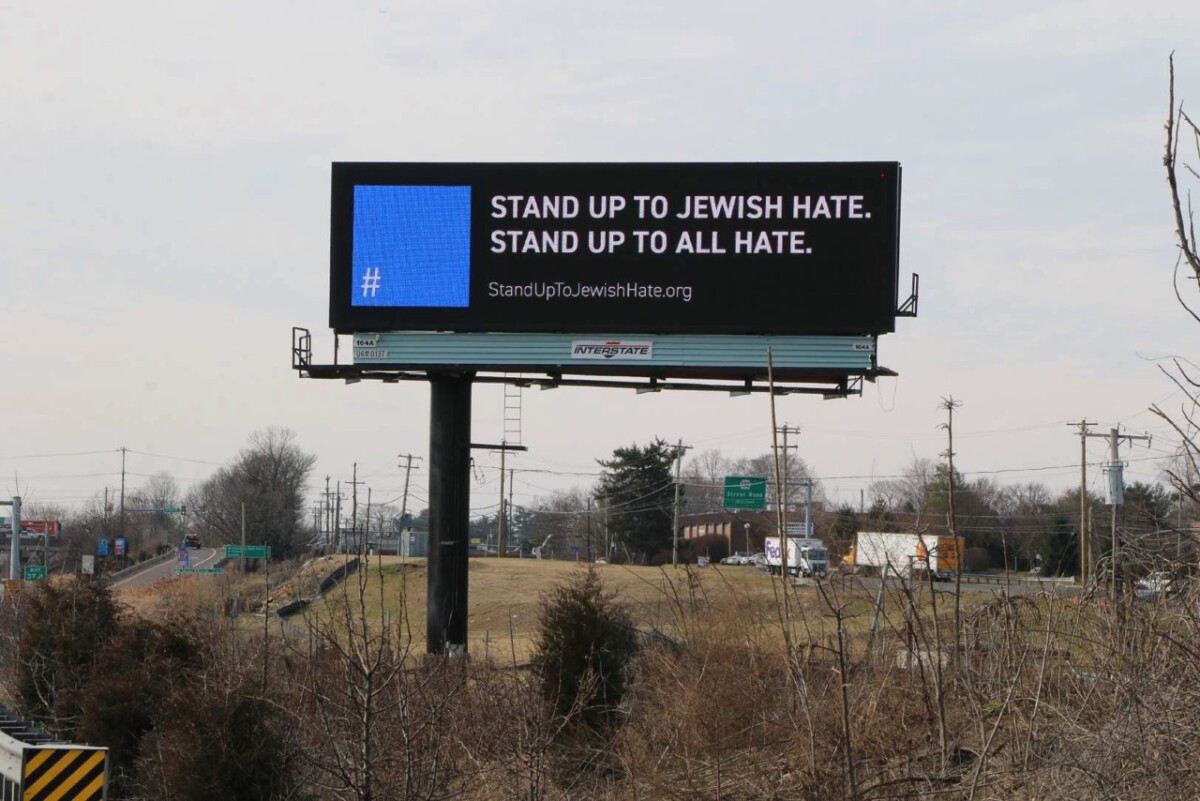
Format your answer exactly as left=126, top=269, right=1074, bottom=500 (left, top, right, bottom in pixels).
left=844, top=532, right=961, bottom=580
left=764, top=536, right=829, bottom=577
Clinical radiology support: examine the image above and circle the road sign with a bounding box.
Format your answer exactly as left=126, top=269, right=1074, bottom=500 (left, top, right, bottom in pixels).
left=177, top=546, right=189, bottom=566
left=81, top=555, right=95, bottom=575
left=114, top=537, right=126, bottom=557
left=171, top=567, right=225, bottom=574
left=225, top=544, right=271, bottom=559
left=97, top=538, right=109, bottom=556
left=723, top=476, right=767, bottom=509
left=22, top=746, right=107, bottom=801
left=23, top=565, right=47, bottom=581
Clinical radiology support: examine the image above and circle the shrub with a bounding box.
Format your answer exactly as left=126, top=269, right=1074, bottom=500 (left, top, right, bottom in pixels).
left=15, top=578, right=118, bottom=733
left=530, top=566, right=638, bottom=733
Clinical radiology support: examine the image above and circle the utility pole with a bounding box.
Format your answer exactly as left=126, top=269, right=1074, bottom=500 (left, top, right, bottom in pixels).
left=938, top=395, right=963, bottom=665
left=1071, top=420, right=1098, bottom=584
left=349, top=464, right=365, bottom=553
left=671, top=439, right=692, bottom=568
left=509, top=468, right=515, bottom=555
left=324, top=475, right=332, bottom=552
left=1095, top=427, right=1151, bottom=600
left=586, top=497, right=593, bottom=562
left=119, top=446, right=127, bottom=538
left=241, top=501, right=247, bottom=574
left=397, top=454, right=421, bottom=526
left=365, top=487, right=372, bottom=554
left=774, top=425, right=799, bottom=525
left=8, top=496, right=20, bottom=581
left=498, top=442, right=507, bottom=558
left=334, top=481, right=342, bottom=552
left=603, top=491, right=610, bottom=560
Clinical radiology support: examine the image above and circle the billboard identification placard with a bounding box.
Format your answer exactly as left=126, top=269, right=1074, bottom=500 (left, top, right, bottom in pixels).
left=330, top=163, right=901, bottom=336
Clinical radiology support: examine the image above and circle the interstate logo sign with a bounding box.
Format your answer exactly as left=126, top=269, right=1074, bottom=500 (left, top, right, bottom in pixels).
left=570, top=340, right=653, bottom=360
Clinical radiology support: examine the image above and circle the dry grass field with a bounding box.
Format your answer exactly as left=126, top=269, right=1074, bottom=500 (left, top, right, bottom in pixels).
left=174, top=554, right=980, bottom=664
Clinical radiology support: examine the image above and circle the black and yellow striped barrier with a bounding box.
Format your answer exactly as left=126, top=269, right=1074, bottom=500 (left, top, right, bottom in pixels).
left=20, top=746, right=106, bottom=801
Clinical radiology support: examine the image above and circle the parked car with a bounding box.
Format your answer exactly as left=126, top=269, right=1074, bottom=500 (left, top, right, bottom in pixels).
left=1135, top=571, right=1174, bottom=598
left=720, top=552, right=754, bottom=565
left=749, top=552, right=767, bottom=567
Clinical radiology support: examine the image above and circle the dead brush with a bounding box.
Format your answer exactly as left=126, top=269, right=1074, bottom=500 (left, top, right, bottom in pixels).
left=613, top=580, right=846, bottom=799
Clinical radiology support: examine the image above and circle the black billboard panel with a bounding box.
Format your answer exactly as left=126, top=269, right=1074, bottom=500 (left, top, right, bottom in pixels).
left=329, top=162, right=901, bottom=335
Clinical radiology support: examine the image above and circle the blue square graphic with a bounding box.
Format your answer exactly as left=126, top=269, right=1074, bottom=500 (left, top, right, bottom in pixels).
left=351, top=184, right=471, bottom=308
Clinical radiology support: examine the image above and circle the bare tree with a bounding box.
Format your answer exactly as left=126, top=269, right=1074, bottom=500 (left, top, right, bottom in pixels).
left=290, top=562, right=466, bottom=800
left=732, top=452, right=824, bottom=508
left=868, top=456, right=936, bottom=514
left=124, top=471, right=185, bottom=551
left=680, top=449, right=735, bottom=513
left=193, top=427, right=316, bottom=558
left=1153, top=56, right=1200, bottom=523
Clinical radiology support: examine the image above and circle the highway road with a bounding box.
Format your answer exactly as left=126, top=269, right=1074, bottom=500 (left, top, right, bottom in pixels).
left=109, top=548, right=221, bottom=590
left=816, top=573, right=1081, bottom=597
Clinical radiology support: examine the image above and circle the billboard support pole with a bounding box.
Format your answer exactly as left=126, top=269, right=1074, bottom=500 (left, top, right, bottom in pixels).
left=427, top=373, right=474, bottom=656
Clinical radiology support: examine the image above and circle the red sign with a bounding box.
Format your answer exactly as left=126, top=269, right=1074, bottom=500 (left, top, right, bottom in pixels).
left=20, top=520, right=58, bottom=537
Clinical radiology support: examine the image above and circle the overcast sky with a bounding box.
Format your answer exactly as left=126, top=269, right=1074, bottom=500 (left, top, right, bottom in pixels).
left=4, top=1, right=1200, bottom=523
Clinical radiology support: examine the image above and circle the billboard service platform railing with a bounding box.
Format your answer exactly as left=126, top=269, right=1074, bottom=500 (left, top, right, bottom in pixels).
left=350, top=332, right=876, bottom=381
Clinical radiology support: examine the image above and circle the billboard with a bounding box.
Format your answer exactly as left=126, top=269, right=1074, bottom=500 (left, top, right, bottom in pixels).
left=330, top=163, right=901, bottom=336
left=21, top=519, right=59, bottom=537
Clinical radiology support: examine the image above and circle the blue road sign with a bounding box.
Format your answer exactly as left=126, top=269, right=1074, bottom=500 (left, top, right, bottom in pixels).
left=97, top=538, right=109, bottom=556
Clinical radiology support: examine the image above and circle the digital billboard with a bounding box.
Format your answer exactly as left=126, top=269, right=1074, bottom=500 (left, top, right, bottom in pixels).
left=329, top=163, right=901, bottom=336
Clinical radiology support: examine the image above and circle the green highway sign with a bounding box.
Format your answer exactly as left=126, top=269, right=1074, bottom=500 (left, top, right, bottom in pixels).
left=723, top=475, right=768, bottom=510
left=225, top=544, right=271, bottom=559
left=172, top=567, right=225, bottom=574
left=23, top=565, right=47, bottom=581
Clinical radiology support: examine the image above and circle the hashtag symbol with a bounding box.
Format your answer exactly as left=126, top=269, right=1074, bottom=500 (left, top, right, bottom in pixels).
left=361, top=267, right=382, bottom=297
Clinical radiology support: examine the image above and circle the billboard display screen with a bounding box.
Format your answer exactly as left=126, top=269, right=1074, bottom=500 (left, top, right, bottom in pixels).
left=329, top=162, right=901, bottom=335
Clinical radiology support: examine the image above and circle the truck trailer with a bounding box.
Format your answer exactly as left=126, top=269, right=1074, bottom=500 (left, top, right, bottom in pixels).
left=764, top=536, right=829, bottom=577
left=844, top=532, right=962, bottom=580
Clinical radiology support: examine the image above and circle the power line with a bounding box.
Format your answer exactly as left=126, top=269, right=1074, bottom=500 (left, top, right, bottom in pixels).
left=0, top=448, right=121, bottom=459
left=124, top=449, right=222, bottom=466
